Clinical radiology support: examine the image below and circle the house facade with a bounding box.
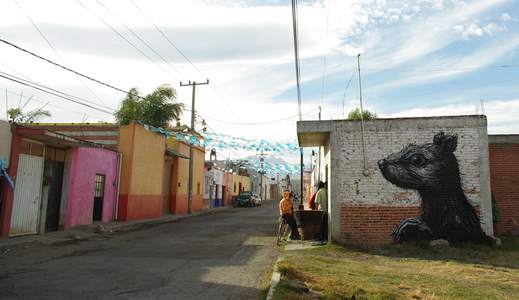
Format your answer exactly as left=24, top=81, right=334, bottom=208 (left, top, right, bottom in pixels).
left=0, top=125, right=119, bottom=236
left=299, top=115, right=493, bottom=247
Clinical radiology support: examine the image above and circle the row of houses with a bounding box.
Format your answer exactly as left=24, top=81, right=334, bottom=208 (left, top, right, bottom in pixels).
left=300, top=115, right=519, bottom=247
left=0, top=121, right=268, bottom=238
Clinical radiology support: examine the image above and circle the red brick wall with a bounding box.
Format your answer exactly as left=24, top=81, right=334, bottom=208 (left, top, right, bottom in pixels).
left=341, top=204, right=420, bottom=247
left=489, top=143, right=519, bottom=236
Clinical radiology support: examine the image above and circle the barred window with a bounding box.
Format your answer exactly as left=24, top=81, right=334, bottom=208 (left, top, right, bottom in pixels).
left=95, top=174, right=105, bottom=198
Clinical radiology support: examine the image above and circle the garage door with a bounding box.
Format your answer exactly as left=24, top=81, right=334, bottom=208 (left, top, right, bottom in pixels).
left=10, top=154, right=44, bottom=236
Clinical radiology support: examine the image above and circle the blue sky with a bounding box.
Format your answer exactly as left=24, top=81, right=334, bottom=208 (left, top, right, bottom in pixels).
left=0, top=0, right=518, bottom=154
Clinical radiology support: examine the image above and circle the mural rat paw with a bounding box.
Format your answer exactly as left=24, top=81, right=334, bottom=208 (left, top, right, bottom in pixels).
left=391, top=218, right=433, bottom=243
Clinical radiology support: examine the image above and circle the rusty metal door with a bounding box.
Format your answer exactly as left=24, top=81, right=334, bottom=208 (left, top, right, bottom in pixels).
left=10, top=154, right=44, bottom=236
left=44, top=160, right=64, bottom=232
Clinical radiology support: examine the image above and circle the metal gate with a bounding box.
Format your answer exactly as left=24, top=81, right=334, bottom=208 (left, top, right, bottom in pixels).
left=10, top=154, right=44, bottom=236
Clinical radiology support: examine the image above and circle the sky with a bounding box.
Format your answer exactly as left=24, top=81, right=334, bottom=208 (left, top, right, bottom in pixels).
left=0, top=0, right=518, bottom=164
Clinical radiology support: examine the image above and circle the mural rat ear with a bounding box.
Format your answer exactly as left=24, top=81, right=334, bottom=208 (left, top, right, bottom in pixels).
left=433, top=131, right=458, bottom=153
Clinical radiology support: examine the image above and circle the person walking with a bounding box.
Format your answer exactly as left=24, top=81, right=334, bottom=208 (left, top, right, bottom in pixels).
left=279, top=190, right=301, bottom=240
left=315, top=182, right=328, bottom=241
left=315, top=181, right=327, bottom=211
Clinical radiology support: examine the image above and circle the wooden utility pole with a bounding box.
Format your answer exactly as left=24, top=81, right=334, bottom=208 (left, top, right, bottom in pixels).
left=180, top=79, right=209, bottom=214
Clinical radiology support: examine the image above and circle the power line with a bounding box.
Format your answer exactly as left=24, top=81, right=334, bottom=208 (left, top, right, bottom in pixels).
left=128, top=1, right=244, bottom=121
left=319, top=0, right=331, bottom=108
left=4, top=88, right=99, bottom=119
left=128, top=0, right=203, bottom=79
left=0, top=72, right=113, bottom=114
left=342, top=69, right=356, bottom=118
left=364, top=64, right=519, bottom=72
left=203, top=107, right=319, bottom=125
left=75, top=0, right=179, bottom=81
left=0, top=37, right=146, bottom=100
left=13, top=0, right=108, bottom=109
left=291, top=0, right=302, bottom=120
left=79, top=0, right=239, bottom=129
left=94, top=0, right=186, bottom=80
left=0, top=70, right=114, bottom=111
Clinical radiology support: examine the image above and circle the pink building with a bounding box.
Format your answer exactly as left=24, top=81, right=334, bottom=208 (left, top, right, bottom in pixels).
left=63, top=147, right=119, bottom=229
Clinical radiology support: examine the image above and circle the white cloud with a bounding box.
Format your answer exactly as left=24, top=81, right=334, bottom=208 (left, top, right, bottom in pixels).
left=0, top=0, right=517, bottom=148
left=368, top=34, right=519, bottom=92
left=501, top=12, right=517, bottom=22
left=380, top=98, right=519, bottom=134
left=455, top=21, right=505, bottom=39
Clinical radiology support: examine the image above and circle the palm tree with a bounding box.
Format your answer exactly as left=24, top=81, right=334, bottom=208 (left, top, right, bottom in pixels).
left=115, top=84, right=184, bottom=128
left=8, top=107, right=51, bottom=123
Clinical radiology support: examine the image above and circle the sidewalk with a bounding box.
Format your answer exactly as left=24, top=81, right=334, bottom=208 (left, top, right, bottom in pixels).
left=0, top=206, right=233, bottom=250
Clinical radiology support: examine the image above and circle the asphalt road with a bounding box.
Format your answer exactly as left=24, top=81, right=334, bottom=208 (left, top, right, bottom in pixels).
left=0, top=201, right=280, bottom=299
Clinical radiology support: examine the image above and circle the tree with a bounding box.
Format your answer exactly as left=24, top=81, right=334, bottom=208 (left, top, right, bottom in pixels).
left=115, top=84, right=184, bottom=128
left=114, top=87, right=142, bottom=125
left=347, top=108, right=377, bottom=120
left=7, top=107, right=51, bottom=123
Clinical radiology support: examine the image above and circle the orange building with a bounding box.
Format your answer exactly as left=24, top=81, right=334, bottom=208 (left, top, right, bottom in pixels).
left=167, top=137, right=205, bottom=214
left=117, top=123, right=166, bottom=221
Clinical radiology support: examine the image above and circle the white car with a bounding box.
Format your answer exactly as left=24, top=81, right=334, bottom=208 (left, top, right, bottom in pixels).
left=251, top=194, right=262, bottom=206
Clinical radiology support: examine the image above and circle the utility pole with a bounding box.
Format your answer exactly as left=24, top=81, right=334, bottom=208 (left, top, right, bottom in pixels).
left=180, top=79, right=209, bottom=214
left=318, top=106, right=321, bottom=120
left=259, top=150, right=265, bottom=201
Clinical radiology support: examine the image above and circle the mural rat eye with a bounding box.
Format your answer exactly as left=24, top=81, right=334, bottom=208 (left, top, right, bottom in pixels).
left=409, top=154, right=426, bottom=167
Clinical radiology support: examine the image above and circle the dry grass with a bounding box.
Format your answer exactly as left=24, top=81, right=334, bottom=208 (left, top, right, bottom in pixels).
left=274, top=237, right=519, bottom=300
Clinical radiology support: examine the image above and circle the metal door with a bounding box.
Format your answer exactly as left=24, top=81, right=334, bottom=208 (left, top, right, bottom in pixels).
left=10, top=154, right=44, bottom=236
left=44, top=161, right=64, bottom=232
left=93, top=174, right=105, bottom=222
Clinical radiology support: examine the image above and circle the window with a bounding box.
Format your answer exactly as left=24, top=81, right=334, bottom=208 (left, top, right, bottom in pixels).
left=95, top=174, right=106, bottom=197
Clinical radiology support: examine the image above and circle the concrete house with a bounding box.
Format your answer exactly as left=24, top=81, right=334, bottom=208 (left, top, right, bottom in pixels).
left=0, top=125, right=120, bottom=237
left=298, top=115, right=494, bottom=247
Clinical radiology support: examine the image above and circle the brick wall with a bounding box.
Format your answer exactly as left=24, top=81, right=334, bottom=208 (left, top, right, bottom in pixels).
left=328, top=116, right=491, bottom=246
left=341, top=204, right=420, bottom=247
left=489, top=142, right=519, bottom=236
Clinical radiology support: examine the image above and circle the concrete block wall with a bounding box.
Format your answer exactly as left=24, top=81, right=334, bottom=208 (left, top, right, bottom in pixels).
left=489, top=135, right=519, bottom=236
left=328, top=116, right=492, bottom=246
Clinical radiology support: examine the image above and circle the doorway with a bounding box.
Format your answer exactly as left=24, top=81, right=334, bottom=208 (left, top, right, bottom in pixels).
left=93, top=174, right=105, bottom=222
left=44, top=160, right=64, bottom=232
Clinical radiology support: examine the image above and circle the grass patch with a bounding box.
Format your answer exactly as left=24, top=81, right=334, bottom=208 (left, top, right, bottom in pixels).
left=276, top=237, right=519, bottom=300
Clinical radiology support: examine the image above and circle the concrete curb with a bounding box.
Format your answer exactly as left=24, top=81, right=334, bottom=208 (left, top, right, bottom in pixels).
left=266, top=258, right=282, bottom=300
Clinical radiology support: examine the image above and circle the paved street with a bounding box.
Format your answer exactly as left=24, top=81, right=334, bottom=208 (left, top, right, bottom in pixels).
left=0, top=201, right=279, bottom=300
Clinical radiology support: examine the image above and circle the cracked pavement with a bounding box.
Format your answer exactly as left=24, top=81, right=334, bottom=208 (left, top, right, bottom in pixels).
left=0, top=201, right=279, bottom=299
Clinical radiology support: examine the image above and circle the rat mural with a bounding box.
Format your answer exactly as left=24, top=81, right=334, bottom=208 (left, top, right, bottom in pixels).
left=377, top=132, right=493, bottom=244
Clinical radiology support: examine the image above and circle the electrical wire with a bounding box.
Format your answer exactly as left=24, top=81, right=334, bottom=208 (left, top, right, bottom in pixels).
left=364, top=64, right=519, bottom=72
left=0, top=37, right=147, bottom=101
left=203, top=107, right=319, bottom=125
left=0, top=70, right=114, bottom=111
left=95, top=0, right=186, bottom=81
left=4, top=88, right=99, bottom=120
left=319, top=0, right=330, bottom=109
left=342, top=69, right=356, bottom=118
left=91, top=1, right=240, bottom=132
left=13, top=0, right=109, bottom=109
left=291, top=0, right=302, bottom=120
left=0, top=73, right=113, bottom=114
left=75, top=0, right=179, bottom=81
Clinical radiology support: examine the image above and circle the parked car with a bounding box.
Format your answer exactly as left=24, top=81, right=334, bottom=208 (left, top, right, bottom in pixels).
left=251, top=193, right=261, bottom=207
left=237, top=191, right=253, bottom=207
